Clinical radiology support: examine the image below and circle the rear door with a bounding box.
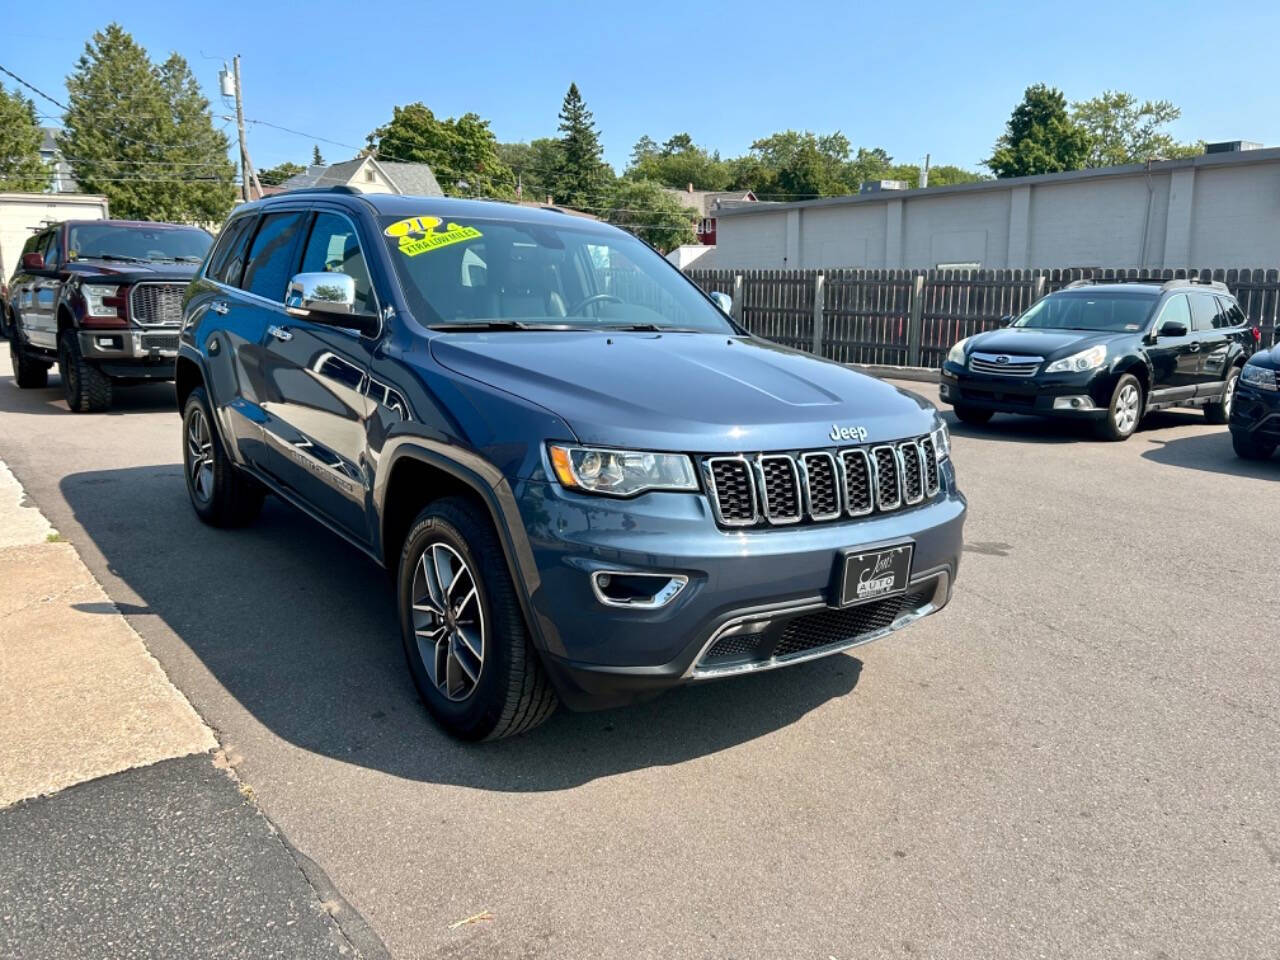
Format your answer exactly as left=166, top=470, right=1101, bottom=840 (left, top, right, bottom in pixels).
left=24, top=229, right=61, bottom=351
left=255, top=207, right=378, bottom=544
left=1189, top=291, right=1230, bottom=390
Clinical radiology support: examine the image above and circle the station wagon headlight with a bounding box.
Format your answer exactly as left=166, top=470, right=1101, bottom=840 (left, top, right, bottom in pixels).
left=1241, top=362, right=1277, bottom=391
left=1045, top=344, right=1107, bottom=374
left=946, top=338, right=969, bottom=366
left=549, top=445, right=698, bottom=497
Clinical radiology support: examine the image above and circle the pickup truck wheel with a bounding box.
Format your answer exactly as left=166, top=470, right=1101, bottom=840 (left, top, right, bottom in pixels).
left=1231, top=430, right=1276, bottom=461
left=1204, top=367, right=1239, bottom=425
left=398, top=497, right=557, bottom=741
left=952, top=404, right=993, bottom=425
left=1094, top=374, right=1143, bottom=441
left=58, top=330, right=112, bottom=412
left=10, top=337, right=50, bottom=389
left=182, top=386, right=264, bottom=527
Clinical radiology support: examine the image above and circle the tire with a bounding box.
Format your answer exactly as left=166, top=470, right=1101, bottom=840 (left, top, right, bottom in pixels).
left=58, top=329, right=112, bottom=412
left=182, top=386, right=264, bottom=527
left=1094, top=373, right=1143, bottom=441
left=10, top=336, right=50, bottom=389
left=1204, top=366, right=1239, bottom=425
left=398, top=497, right=557, bottom=741
left=1232, top=430, right=1276, bottom=461
left=952, top=404, right=993, bottom=426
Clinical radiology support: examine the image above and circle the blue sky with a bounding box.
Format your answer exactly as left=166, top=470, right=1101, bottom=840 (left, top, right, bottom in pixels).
left=6, top=0, right=1278, bottom=178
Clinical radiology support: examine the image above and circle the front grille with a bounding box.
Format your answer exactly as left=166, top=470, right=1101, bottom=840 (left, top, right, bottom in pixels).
left=129, top=282, right=186, bottom=328
left=773, top=586, right=936, bottom=659
left=140, top=332, right=179, bottom=352
left=968, top=352, right=1042, bottom=377
left=703, top=435, right=940, bottom=529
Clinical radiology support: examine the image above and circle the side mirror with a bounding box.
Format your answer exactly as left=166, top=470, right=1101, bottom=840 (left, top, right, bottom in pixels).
left=1158, top=320, right=1188, bottom=338
left=285, top=272, right=378, bottom=336
left=709, top=291, right=733, bottom=316
left=21, top=252, right=46, bottom=272
left=1000, top=313, right=1014, bottom=326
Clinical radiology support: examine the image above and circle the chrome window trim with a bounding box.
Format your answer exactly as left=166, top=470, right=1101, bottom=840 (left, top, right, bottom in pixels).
left=798, top=451, right=842, bottom=522
left=897, top=441, right=925, bottom=505
left=871, top=445, right=902, bottom=512
left=839, top=447, right=874, bottom=517
left=755, top=454, right=802, bottom=525
left=702, top=455, right=759, bottom=527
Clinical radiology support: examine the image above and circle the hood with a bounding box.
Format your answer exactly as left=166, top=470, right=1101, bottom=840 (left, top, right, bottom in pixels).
left=1249, top=343, right=1280, bottom=369
left=430, top=331, right=937, bottom=453
left=966, top=327, right=1130, bottom=358
left=64, top=259, right=200, bottom=284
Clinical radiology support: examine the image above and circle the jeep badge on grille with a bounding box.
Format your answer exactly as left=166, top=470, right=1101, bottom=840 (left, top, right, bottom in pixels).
left=829, top=424, right=869, bottom=443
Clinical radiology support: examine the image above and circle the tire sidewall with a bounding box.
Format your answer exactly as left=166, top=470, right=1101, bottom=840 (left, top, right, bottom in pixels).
left=1106, top=374, right=1142, bottom=439
left=58, top=331, right=78, bottom=406
left=182, top=387, right=220, bottom=522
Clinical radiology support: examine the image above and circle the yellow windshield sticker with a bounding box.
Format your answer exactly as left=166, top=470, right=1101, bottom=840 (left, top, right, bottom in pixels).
left=384, top=216, right=482, bottom=257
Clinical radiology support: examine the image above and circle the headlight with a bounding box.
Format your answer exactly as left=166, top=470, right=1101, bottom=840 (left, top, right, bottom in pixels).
left=931, top=421, right=951, bottom=461
left=82, top=283, right=121, bottom=317
left=946, top=338, right=969, bottom=366
left=1045, top=344, right=1107, bottom=374
left=549, top=444, right=698, bottom=497
left=1241, top=362, right=1277, bottom=391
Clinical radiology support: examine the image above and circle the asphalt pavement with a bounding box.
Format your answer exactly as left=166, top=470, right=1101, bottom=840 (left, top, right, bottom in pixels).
left=0, top=355, right=1277, bottom=959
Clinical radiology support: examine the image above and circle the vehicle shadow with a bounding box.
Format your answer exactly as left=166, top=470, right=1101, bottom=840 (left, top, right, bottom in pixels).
left=1141, top=428, right=1280, bottom=479
left=1, top=373, right=175, bottom=415
left=59, top=465, right=861, bottom=792
left=941, top=408, right=1206, bottom=445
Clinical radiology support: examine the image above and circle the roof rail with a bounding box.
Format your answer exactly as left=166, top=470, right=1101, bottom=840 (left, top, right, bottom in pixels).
left=1062, top=276, right=1229, bottom=293
left=272, top=185, right=363, bottom=197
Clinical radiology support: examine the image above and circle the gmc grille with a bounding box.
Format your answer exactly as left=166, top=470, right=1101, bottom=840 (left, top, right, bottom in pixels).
left=702, top=436, right=941, bottom=528
left=129, top=282, right=186, bottom=328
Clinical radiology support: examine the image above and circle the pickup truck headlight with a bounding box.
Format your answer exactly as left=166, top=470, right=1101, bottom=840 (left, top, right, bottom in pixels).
left=1241, top=362, right=1277, bottom=391
left=1045, top=344, right=1107, bottom=374
left=946, top=338, right=969, bottom=366
left=82, top=283, right=122, bottom=318
left=549, top=444, right=698, bottom=497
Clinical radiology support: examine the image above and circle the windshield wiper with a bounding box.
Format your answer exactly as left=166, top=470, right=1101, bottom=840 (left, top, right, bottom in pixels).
left=90, top=254, right=147, bottom=263
left=598, top=323, right=705, bottom=333
left=149, top=255, right=203, bottom=263
left=428, top=320, right=590, bottom=332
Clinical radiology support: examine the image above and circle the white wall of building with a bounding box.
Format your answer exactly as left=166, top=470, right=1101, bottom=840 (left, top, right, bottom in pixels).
left=713, top=148, right=1280, bottom=271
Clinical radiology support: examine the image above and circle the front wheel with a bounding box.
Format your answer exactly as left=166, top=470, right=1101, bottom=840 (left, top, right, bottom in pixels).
left=398, top=497, right=557, bottom=741
left=58, top=329, right=112, bottom=412
left=1232, top=431, right=1276, bottom=461
left=182, top=386, right=264, bottom=527
left=1204, top=367, right=1239, bottom=425
left=1095, top=374, right=1143, bottom=441
left=952, top=404, right=993, bottom=426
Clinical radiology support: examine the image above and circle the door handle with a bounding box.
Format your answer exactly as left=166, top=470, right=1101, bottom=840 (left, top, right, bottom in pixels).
left=210, top=300, right=229, bottom=315
left=1188, top=342, right=1200, bottom=352
left=267, top=324, right=293, bottom=342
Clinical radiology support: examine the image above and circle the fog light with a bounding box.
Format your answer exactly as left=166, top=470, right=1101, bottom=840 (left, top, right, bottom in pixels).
left=1053, top=395, right=1095, bottom=411
left=591, top=571, right=688, bottom=609
left=95, top=335, right=122, bottom=350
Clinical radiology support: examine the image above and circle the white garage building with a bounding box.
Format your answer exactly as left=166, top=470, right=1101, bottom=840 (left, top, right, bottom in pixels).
left=713, top=144, right=1280, bottom=272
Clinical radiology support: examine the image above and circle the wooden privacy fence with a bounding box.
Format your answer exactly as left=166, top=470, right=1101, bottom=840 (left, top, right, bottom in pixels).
left=685, top=267, right=1280, bottom=367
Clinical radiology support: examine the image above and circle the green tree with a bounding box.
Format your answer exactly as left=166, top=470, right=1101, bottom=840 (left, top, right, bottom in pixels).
left=985, top=84, right=1090, bottom=178
left=312, top=144, right=324, bottom=166
left=925, top=164, right=988, bottom=187
left=259, top=161, right=306, bottom=186
left=554, top=83, right=610, bottom=210
left=497, top=138, right=562, bottom=201
left=625, top=133, right=730, bottom=191
left=1071, top=91, right=1200, bottom=167
left=601, top=178, right=697, bottom=252
left=61, top=24, right=235, bottom=221
left=0, top=82, right=48, bottom=191
left=367, top=102, right=515, bottom=198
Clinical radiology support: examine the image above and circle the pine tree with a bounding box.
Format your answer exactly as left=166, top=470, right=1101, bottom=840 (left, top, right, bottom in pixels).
left=61, top=24, right=236, bottom=221
left=0, top=83, right=48, bottom=191
left=554, top=83, right=608, bottom=210
left=986, top=85, right=1090, bottom=178
left=312, top=144, right=324, bottom=166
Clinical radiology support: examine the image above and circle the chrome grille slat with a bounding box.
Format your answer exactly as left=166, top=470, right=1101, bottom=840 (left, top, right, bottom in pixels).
left=129, top=282, right=186, bottom=328
left=703, top=457, right=758, bottom=526
left=919, top=437, right=940, bottom=496
left=898, top=442, right=924, bottom=505
left=968, top=352, right=1043, bottom=377
left=871, top=446, right=902, bottom=511
left=840, top=448, right=874, bottom=517
left=757, top=455, right=802, bottom=525
left=799, top=452, right=841, bottom=521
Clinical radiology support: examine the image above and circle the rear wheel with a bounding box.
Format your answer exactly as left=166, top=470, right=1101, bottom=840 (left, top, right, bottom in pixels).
left=58, top=329, right=112, bottom=412
left=1232, top=430, right=1276, bottom=461
left=1204, top=367, right=1239, bottom=425
left=182, top=386, right=264, bottom=527
left=952, top=404, right=993, bottom=426
left=1095, top=374, right=1143, bottom=441
left=398, top=497, right=557, bottom=741
left=10, top=336, right=50, bottom=389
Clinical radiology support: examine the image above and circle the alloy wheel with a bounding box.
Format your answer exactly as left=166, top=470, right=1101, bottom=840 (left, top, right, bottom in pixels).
left=186, top=408, right=215, bottom=504
left=1115, top=383, right=1140, bottom=434
left=411, top=542, right=485, bottom=701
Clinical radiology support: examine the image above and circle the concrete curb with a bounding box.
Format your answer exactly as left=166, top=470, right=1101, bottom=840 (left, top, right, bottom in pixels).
left=850, top=363, right=941, bottom=383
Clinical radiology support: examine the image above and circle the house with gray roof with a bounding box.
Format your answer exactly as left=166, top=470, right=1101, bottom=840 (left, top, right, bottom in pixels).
left=275, top=156, right=444, bottom=197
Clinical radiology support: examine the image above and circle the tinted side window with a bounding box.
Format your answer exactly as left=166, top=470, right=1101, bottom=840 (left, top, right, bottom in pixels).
left=242, top=212, right=306, bottom=300
left=1218, top=297, right=1246, bottom=328
left=44, top=230, right=62, bottom=269
left=1189, top=294, right=1218, bottom=332
left=1157, top=295, right=1191, bottom=332
left=299, top=213, right=376, bottom=313
left=207, top=217, right=256, bottom=286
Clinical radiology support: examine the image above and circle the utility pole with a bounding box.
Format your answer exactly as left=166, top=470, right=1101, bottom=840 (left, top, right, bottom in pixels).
left=920, top=153, right=931, bottom=189
left=231, top=56, right=261, bottom=202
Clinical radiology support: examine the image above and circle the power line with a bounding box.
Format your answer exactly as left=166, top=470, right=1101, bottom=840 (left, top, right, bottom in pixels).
left=0, top=63, right=66, bottom=109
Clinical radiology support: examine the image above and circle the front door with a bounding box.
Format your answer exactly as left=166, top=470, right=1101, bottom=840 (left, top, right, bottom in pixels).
left=1146, top=294, right=1199, bottom=394
left=256, top=209, right=378, bottom=544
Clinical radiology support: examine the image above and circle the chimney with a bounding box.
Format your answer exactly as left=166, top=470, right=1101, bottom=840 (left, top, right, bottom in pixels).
left=687, top=183, right=694, bottom=193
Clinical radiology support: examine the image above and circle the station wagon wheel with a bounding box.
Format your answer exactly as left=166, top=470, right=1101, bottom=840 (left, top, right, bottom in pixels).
left=186, top=407, right=215, bottom=504
left=411, top=542, right=485, bottom=701
left=1095, top=373, right=1143, bottom=441
left=1205, top=366, right=1239, bottom=425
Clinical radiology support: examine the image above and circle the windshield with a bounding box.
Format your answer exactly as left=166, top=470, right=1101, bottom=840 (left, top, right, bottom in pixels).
left=67, top=223, right=213, bottom=264
left=1013, top=291, right=1157, bottom=332
left=380, top=214, right=734, bottom=332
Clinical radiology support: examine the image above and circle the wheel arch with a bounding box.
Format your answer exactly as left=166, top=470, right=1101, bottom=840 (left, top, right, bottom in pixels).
left=175, top=353, right=205, bottom=413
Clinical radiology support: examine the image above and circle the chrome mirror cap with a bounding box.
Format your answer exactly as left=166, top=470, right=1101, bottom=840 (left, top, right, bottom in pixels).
left=285, top=272, right=356, bottom=317
left=709, top=291, right=733, bottom=315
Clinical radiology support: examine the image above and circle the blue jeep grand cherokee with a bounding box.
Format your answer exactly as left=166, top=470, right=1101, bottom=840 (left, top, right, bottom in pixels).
left=177, top=189, right=965, bottom=739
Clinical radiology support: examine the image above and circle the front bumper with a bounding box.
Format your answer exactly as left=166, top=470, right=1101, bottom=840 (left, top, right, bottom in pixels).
left=513, top=461, right=966, bottom=710
left=77, top=329, right=179, bottom=378
left=940, top=362, right=1109, bottom=418
left=1230, top=377, right=1280, bottom=443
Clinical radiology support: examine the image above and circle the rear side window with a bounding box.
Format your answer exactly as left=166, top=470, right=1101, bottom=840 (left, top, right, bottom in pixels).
left=1218, top=297, right=1246, bottom=328
left=242, top=212, right=306, bottom=300
left=207, top=217, right=256, bottom=286
left=1189, top=294, right=1218, bottom=332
